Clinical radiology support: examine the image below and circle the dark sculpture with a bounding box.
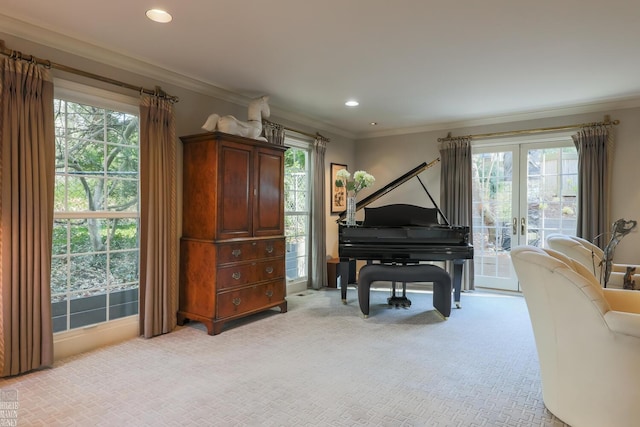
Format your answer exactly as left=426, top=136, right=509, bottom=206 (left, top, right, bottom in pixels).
left=623, top=266, right=636, bottom=290
left=602, top=218, right=637, bottom=287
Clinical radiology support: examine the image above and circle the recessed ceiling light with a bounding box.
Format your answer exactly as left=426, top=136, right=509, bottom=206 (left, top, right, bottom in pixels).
left=146, top=9, right=173, bottom=23
left=370, top=122, right=378, bottom=126
left=345, top=100, right=359, bottom=107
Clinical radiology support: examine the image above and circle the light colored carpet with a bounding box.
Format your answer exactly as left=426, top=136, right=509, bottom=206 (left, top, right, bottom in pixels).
left=0, top=287, right=568, bottom=426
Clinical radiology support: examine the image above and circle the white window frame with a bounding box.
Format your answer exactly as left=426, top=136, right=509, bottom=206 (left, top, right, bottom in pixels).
left=284, top=135, right=313, bottom=293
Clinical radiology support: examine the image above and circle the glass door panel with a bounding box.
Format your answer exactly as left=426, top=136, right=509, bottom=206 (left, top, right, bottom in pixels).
left=524, top=146, right=578, bottom=248
left=472, top=140, right=577, bottom=292
left=472, top=146, right=520, bottom=291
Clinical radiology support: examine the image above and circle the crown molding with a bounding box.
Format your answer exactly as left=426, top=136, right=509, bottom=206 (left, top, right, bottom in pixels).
left=0, top=13, right=356, bottom=140
left=357, top=96, right=640, bottom=139
left=0, top=14, right=246, bottom=104
left=3, top=13, right=639, bottom=143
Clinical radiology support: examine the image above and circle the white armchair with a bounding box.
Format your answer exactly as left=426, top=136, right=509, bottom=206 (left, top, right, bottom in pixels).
left=511, top=246, right=640, bottom=427
left=546, top=233, right=640, bottom=289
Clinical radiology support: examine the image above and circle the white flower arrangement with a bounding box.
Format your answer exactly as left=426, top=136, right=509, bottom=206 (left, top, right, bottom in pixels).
left=335, top=169, right=375, bottom=195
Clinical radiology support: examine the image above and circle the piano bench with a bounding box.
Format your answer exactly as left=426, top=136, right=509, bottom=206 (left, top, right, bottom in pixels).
left=357, top=264, right=452, bottom=319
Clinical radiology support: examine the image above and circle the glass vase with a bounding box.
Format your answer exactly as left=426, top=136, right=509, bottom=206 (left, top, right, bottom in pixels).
left=346, top=192, right=357, bottom=226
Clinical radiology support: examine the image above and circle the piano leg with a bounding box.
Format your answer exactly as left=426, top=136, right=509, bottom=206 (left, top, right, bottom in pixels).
left=338, top=260, right=351, bottom=304
left=452, top=260, right=464, bottom=309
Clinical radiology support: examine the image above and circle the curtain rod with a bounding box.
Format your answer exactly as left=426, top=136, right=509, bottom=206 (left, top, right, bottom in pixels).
left=0, top=39, right=179, bottom=103
left=437, top=115, right=619, bottom=142
left=263, top=118, right=330, bottom=142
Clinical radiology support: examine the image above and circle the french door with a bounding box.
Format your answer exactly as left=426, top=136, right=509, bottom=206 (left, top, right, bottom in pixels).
left=472, top=139, right=578, bottom=291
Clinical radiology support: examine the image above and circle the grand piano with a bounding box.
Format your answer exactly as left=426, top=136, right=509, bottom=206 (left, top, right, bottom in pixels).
left=337, top=159, right=474, bottom=318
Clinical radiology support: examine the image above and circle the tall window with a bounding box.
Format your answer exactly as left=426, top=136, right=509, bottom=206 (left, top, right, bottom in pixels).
left=284, top=138, right=311, bottom=292
left=51, top=85, right=140, bottom=332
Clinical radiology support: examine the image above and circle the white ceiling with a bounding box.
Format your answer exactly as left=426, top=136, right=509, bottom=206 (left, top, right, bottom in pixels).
left=1, top=0, right=640, bottom=138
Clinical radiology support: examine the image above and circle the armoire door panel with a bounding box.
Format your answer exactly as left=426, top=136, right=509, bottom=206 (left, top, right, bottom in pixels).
left=254, top=148, right=285, bottom=237
left=181, top=139, right=219, bottom=239
left=218, top=142, right=253, bottom=239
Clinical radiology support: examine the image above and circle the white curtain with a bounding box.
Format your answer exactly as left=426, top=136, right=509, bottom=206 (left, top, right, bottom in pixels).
left=310, top=136, right=328, bottom=289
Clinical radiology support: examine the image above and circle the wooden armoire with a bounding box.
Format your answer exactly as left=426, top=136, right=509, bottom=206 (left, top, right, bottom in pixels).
left=177, top=131, right=288, bottom=335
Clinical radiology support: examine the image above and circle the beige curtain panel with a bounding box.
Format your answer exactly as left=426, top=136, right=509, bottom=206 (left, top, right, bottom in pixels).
left=572, top=125, right=612, bottom=247
left=438, top=138, right=475, bottom=291
left=310, top=137, right=328, bottom=289
left=0, top=57, right=55, bottom=376
left=139, top=95, right=178, bottom=338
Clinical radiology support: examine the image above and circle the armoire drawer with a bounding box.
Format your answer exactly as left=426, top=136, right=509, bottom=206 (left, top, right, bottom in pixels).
left=217, top=241, right=258, bottom=264
left=255, top=239, right=285, bottom=259
left=216, top=258, right=284, bottom=290
left=217, top=238, right=284, bottom=264
left=216, top=281, right=285, bottom=319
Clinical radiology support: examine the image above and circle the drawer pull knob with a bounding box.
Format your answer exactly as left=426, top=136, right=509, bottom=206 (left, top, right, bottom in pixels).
left=232, top=249, right=242, bottom=257
left=265, top=266, right=274, bottom=274
left=232, top=272, right=241, bottom=280
left=266, top=245, right=274, bottom=253
left=232, top=297, right=241, bottom=306
left=265, top=290, right=273, bottom=298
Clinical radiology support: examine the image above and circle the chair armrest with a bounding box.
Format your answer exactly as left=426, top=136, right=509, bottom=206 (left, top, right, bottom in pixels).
left=603, top=288, right=640, bottom=314
left=612, top=263, right=640, bottom=273
left=606, top=272, right=640, bottom=290
left=604, top=310, right=640, bottom=339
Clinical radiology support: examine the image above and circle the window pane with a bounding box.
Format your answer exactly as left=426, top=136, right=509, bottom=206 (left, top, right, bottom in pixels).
left=66, top=176, right=106, bottom=211
left=54, top=176, right=67, bottom=211
left=284, top=145, right=310, bottom=285
left=109, top=218, right=139, bottom=250
left=70, top=220, right=105, bottom=253
left=106, top=178, right=138, bottom=212
left=70, top=253, right=108, bottom=292
left=52, top=220, right=68, bottom=255
left=109, top=251, right=139, bottom=285
left=53, top=95, right=139, bottom=332
left=51, top=257, right=68, bottom=300
left=107, top=144, right=138, bottom=173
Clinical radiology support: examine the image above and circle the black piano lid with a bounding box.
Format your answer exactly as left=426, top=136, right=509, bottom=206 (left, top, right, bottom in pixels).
left=336, top=158, right=449, bottom=225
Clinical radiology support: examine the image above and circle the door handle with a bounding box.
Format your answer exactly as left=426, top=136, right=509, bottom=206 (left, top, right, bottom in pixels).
left=521, top=217, right=526, bottom=236
left=512, top=217, right=517, bottom=235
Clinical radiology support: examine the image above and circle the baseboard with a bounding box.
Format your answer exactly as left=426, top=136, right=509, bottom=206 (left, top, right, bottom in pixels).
left=53, top=316, right=139, bottom=361
left=287, top=281, right=308, bottom=294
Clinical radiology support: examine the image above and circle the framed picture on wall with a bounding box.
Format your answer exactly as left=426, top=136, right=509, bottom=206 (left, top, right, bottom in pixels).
left=330, top=163, right=348, bottom=214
